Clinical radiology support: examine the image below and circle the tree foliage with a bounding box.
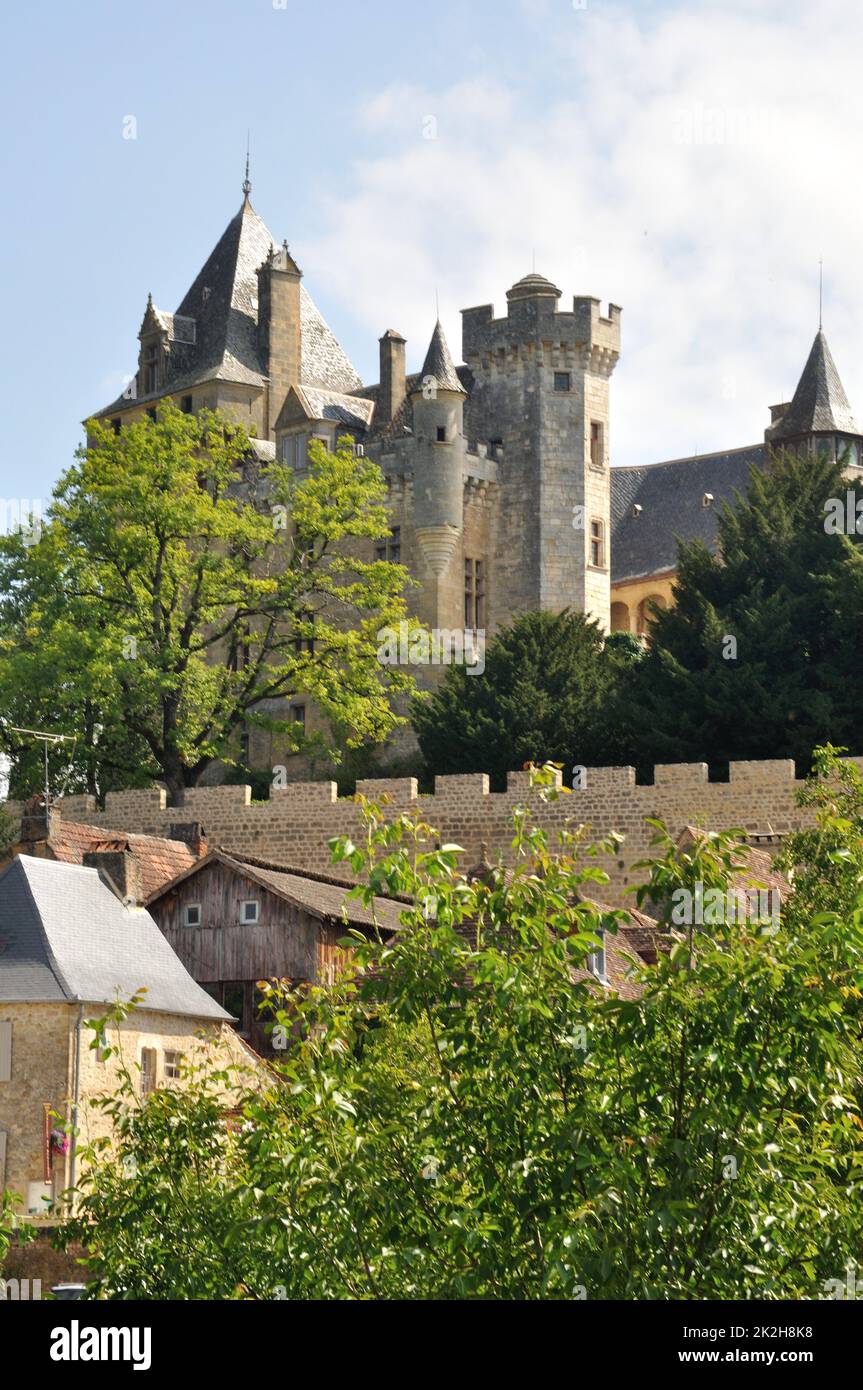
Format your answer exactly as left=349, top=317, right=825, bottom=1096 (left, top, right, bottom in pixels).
left=616, top=447, right=863, bottom=768
left=412, top=609, right=641, bottom=786
left=0, top=404, right=415, bottom=803
left=60, top=765, right=863, bottom=1299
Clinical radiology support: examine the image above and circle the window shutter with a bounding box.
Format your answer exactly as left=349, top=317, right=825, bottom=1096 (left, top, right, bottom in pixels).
left=0, top=1021, right=11, bottom=1082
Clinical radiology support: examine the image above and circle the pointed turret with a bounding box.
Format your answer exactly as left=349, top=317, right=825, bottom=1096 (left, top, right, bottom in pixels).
left=767, top=330, right=861, bottom=443
left=409, top=318, right=467, bottom=586
left=419, top=320, right=465, bottom=395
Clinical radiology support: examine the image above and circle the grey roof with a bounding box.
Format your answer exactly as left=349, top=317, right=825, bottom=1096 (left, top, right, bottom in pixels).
left=418, top=320, right=466, bottom=395
left=767, top=330, right=861, bottom=441
left=296, top=385, right=375, bottom=430
left=610, top=444, right=765, bottom=583
left=0, top=856, right=230, bottom=1019
left=506, top=271, right=562, bottom=302
left=93, top=199, right=361, bottom=417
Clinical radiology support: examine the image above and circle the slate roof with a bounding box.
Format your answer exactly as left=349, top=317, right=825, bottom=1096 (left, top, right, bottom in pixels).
left=767, top=330, right=861, bottom=441
left=147, top=848, right=407, bottom=937
left=295, top=385, right=375, bottom=430
left=610, top=444, right=765, bottom=584
left=420, top=320, right=466, bottom=395
left=0, top=856, right=231, bottom=1018
left=93, top=199, right=362, bottom=418
left=21, top=821, right=199, bottom=901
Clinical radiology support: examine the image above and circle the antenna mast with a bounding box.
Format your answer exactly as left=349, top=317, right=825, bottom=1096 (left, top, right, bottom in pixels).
left=7, top=726, right=77, bottom=803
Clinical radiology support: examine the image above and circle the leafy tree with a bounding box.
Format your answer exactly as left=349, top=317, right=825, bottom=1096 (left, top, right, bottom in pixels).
left=778, top=743, right=863, bottom=923
left=60, top=769, right=863, bottom=1299
left=0, top=404, right=415, bottom=804
left=616, top=447, right=863, bottom=768
left=412, top=609, right=639, bottom=786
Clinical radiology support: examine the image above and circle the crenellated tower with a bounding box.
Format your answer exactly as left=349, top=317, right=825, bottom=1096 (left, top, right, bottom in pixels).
left=462, top=273, right=621, bottom=629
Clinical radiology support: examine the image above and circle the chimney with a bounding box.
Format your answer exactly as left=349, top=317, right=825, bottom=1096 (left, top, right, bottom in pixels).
left=257, top=241, right=303, bottom=441
left=169, top=822, right=208, bottom=858
left=379, top=329, right=406, bottom=425
left=83, top=848, right=143, bottom=906
left=20, top=794, right=59, bottom=847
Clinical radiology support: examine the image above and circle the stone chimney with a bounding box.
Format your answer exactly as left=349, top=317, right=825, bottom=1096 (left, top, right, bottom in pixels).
left=379, top=329, right=406, bottom=425
left=19, top=794, right=60, bottom=847
left=169, top=822, right=208, bottom=858
left=83, top=847, right=143, bottom=906
left=257, top=241, right=303, bottom=440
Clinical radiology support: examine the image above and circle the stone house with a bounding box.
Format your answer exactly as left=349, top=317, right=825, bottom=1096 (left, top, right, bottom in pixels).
left=0, top=855, right=261, bottom=1216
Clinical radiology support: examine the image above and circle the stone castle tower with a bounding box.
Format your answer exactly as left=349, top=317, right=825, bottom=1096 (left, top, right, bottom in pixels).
left=92, top=189, right=622, bottom=652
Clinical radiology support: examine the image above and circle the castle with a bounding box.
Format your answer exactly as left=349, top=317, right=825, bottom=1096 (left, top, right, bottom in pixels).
left=91, top=179, right=863, bottom=678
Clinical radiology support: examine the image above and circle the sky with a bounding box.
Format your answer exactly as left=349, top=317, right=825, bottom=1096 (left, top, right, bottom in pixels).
left=3, top=0, right=863, bottom=509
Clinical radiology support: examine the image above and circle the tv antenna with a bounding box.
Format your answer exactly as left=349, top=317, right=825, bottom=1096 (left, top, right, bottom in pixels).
left=7, top=726, right=78, bottom=803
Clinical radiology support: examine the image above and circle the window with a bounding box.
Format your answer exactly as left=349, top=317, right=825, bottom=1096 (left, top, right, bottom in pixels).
left=436, top=425, right=447, bottom=442
left=223, top=983, right=247, bottom=1035
left=589, top=518, right=605, bottom=568
left=587, top=933, right=606, bottom=983
left=143, top=341, right=159, bottom=394
left=464, top=558, right=485, bottom=630
left=140, top=1048, right=157, bottom=1097
left=164, top=1050, right=183, bottom=1080
left=0, top=1021, right=11, bottom=1083
left=111, top=417, right=121, bottom=435
left=289, top=702, right=306, bottom=732
left=590, top=420, right=604, bottom=468
left=291, top=611, right=315, bottom=655
left=375, top=526, right=401, bottom=564
left=180, top=395, right=193, bottom=414
left=146, top=407, right=157, bottom=422
left=554, top=372, right=571, bottom=392
left=240, top=899, right=259, bottom=925
left=183, top=903, right=201, bottom=927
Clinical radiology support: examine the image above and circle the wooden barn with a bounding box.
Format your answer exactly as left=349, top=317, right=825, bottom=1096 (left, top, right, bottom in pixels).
left=146, top=850, right=405, bottom=1055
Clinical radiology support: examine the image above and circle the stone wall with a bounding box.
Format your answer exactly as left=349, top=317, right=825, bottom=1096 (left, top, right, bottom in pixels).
left=5, top=756, right=856, bottom=907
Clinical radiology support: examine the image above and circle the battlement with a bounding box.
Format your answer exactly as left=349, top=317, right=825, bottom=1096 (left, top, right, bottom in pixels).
left=462, top=282, right=621, bottom=363
left=0, top=755, right=846, bottom=908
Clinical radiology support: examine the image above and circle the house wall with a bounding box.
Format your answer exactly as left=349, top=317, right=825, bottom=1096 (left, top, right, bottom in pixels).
left=0, top=1001, right=258, bottom=1214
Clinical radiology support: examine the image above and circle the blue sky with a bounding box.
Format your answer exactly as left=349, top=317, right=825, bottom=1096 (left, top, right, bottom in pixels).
left=3, top=0, right=862, bottom=506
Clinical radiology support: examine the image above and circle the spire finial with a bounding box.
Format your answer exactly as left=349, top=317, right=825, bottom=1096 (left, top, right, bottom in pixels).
left=819, top=258, right=823, bottom=330
left=242, top=130, right=251, bottom=201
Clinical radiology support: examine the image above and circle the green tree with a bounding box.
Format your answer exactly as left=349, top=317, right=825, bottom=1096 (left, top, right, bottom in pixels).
left=61, top=770, right=863, bottom=1299
left=412, top=609, right=639, bottom=786
left=617, top=447, right=863, bottom=768
left=0, top=404, right=415, bottom=804
left=778, top=743, right=863, bottom=923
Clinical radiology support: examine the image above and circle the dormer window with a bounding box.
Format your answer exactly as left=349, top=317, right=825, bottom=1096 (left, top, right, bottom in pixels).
left=143, top=341, right=159, bottom=395
left=587, top=932, right=606, bottom=983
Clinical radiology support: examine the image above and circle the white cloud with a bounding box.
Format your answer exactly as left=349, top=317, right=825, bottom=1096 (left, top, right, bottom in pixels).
left=306, top=0, right=863, bottom=467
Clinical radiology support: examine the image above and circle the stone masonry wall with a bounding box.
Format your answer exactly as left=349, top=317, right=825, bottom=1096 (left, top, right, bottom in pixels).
left=6, top=756, right=857, bottom=908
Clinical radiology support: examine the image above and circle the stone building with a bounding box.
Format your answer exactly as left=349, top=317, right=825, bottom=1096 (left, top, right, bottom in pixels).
left=89, top=181, right=863, bottom=754
left=0, top=854, right=261, bottom=1215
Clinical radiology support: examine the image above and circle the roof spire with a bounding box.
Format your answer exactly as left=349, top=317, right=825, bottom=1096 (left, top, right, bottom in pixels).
left=242, top=130, right=251, bottom=203
left=818, top=257, right=823, bottom=330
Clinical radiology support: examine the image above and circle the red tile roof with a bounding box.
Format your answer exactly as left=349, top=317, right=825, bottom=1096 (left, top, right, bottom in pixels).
left=36, top=821, right=198, bottom=899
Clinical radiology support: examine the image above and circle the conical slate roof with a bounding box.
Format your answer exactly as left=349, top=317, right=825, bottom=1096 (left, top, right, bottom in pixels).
left=768, top=330, right=861, bottom=441
left=93, top=198, right=361, bottom=416
left=419, top=319, right=465, bottom=394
